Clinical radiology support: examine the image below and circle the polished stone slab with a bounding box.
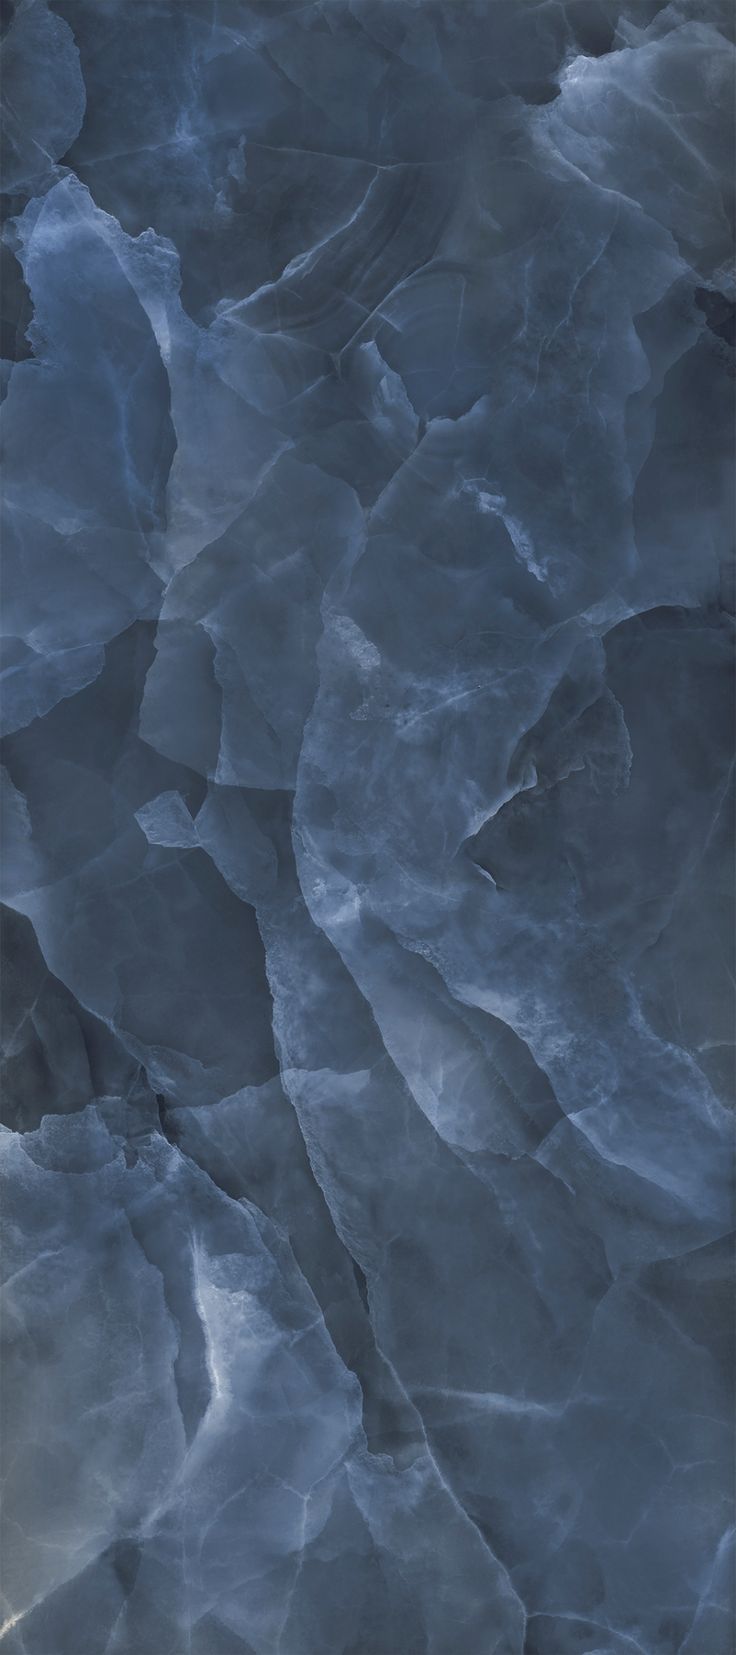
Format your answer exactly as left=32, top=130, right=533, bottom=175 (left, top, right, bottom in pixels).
left=1, top=3, right=733, bottom=1651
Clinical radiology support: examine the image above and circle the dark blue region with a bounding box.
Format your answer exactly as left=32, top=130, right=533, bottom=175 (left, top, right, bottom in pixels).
left=0, top=2, right=733, bottom=1651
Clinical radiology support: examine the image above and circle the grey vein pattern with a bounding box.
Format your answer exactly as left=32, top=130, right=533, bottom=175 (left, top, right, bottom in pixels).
left=0, top=2, right=734, bottom=1652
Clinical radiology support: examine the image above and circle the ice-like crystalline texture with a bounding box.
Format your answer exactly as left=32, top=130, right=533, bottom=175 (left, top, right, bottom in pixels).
left=1, top=2, right=733, bottom=1651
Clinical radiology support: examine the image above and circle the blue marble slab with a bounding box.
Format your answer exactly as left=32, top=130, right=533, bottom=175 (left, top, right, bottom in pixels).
left=1, top=2, right=733, bottom=1651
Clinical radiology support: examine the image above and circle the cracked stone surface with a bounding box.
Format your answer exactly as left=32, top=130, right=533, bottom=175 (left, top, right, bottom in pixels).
left=0, top=2, right=734, bottom=1651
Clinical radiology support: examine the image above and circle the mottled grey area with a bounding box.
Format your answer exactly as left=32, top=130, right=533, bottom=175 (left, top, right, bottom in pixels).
left=0, top=2, right=734, bottom=1652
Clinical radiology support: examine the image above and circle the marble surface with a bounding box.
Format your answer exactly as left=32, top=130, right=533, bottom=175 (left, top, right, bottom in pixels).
left=1, top=2, right=734, bottom=1651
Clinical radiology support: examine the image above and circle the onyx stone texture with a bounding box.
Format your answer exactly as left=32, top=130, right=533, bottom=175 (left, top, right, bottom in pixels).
left=0, top=2, right=734, bottom=1653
